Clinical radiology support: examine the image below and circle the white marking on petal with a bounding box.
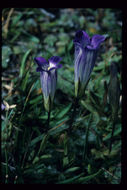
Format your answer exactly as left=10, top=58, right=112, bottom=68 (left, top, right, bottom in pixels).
left=74, top=46, right=83, bottom=82
left=48, top=61, right=56, bottom=70
left=75, top=47, right=82, bottom=67
left=83, top=50, right=93, bottom=85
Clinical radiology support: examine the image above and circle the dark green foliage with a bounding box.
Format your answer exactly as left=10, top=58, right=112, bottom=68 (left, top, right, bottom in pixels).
left=2, top=8, right=121, bottom=184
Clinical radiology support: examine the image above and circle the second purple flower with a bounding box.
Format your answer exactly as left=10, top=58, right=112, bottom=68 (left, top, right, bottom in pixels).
left=74, top=30, right=106, bottom=97
left=34, top=56, right=62, bottom=112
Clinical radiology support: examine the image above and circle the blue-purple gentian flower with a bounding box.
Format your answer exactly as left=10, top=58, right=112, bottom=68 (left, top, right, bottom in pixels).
left=74, top=30, right=106, bottom=97
left=1, top=103, right=6, bottom=110
left=34, top=56, right=62, bottom=112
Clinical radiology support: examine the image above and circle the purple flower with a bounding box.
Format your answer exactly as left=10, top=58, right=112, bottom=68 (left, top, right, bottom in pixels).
left=34, top=56, right=62, bottom=112
left=74, top=30, right=106, bottom=97
left=1, top=103, right=6, bottom=110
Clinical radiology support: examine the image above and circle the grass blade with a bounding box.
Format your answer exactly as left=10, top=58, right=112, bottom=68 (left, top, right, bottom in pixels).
left=20, top=49, right=31, bottom=78
left=76, top=169, right=103, bottom=184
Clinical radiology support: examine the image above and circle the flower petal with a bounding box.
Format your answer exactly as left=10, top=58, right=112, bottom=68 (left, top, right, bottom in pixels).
left=74, top=45, right=83, bottom=82
left=48, top=56, right=62, bottom=70
left=48, top=64, right=62, bottom=71
left=90, top=34, right=106, bottom=49
left=82, top=49, right=97, bottom=85
left=40, top=71, right=49, bottom=99
left=74, top=30, right=90, bottom=48
left=74, top=41, right=98, bottom=97
left=34, top=57, right=49, bottom=71
left=49, top=56, right=62, bottom=64
left=40, top=69, right=57, bottom=105
left=1, top=103, right=5, bottom=110
left=56, top=64, right=62, bottom=69
left=50, top=69, right=57, bottom=101
left=36, top=67, right=43, bottom=72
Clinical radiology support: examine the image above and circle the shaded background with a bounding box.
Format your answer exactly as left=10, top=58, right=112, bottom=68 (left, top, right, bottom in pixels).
left=2, top=8, right=122, bottom=184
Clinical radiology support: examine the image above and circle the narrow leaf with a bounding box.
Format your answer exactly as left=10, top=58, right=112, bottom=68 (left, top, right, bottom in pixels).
left=20, top=49, right=31, bottom=78
left=76, top=169, right=103, bottom=184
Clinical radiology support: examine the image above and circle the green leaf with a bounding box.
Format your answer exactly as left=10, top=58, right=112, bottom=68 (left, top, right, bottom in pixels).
left=32, top=156, right=39, bottom=164
left=93, top=61, right=105, bottom=71
left=81, top=100, right=97, bottom=113
left=40, top=154, right=52, bottom=159
left=2, top=46, right=12, bottom=68
left=89, top=91, right=101, bottom=107
left=76, top=169, right=103, bottom=184
left=11, top=13, right=23, bottom=27
left=38, top=134, right=49, bottom=155
left=56, top=104, right=72, bottom=119
left=63, top=156, right=69, bottom=167
left=21, top=71, right=30, bottom=91
left=20, top=49, right=31, bottom=78
left=57, top=173, right=84, bottom=184
left=64, top=167, right=80, bottom=174
left=29, top=134, right=44, bottom=147
left=21, top=30, right=40, bottom=43
left=2, top=121, right=6, bottom=132
left=103, top=124, right=121, bottom=141
left=32, top=154, right=52, bottom=164
left=67, top=40, right=73, bottom=51
left=29, top=95, right=42, bottom=105
left=44, top=34, right=57, bottom=47
left=49, top=117, right=69, bottom=136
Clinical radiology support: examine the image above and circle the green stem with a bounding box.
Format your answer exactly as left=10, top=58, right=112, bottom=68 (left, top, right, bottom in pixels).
left=5, top=148, right=8, bottom=184
left=68, top=97, right=79, bottom=133
left=82, top=114, right=92, bottom=161
left=5, top=111, right=9, bottom=183
left=109, top=109, right=118, bottom=154
left=109, top=119, right=116, bottom=154
left=21, top=131, right=33, bottom=168
left=47, top=110, right=51, bottom=131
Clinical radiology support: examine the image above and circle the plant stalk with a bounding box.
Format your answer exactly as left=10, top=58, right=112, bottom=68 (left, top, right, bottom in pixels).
left=109, top=119, right=116, bottom=154
left=47, top=110, right=51, bottom=131
left=109, top=109, right=118, bottom=154
left=82, top=114, right=92, bottom=161
left=5, top=148, right=8, bottom=184
left=68, top=97, right=79, bottom=133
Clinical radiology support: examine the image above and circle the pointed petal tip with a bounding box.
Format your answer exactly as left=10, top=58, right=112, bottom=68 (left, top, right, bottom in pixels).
left=74, top=30, right=90, bottom=47
left=34, top=56, right=48, bottom=66
left=49, top=56, right=62, bottom=64
left=57, top=64, right=62, bottom=69
left=89, top=34, right=106, bottom=49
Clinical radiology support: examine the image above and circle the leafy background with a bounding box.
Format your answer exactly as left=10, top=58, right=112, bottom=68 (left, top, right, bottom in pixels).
left=1, top=8, right=122, bottom=184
